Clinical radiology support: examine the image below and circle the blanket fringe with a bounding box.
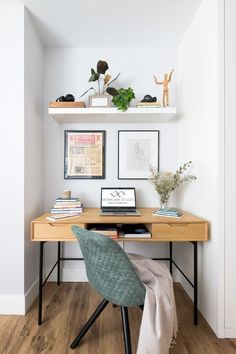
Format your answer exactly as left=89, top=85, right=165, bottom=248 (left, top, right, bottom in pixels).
left=170, top=338, right=177, bottom=349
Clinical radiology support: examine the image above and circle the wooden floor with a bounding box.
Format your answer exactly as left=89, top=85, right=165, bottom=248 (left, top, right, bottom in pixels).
left=0, top=283, right=236, bottom=354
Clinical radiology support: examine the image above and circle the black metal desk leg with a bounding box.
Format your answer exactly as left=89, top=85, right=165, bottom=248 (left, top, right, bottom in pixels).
left=38, top=241, right=44, bottom=326
left=169, top=242, right=173, bottom=275
left=193, top=242, right=198, bottom=325
left=57, top=241, right=61, bottom=286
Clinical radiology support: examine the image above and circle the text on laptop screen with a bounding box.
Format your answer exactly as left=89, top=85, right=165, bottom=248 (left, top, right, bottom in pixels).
left=101, top=188, right=136, bottom=208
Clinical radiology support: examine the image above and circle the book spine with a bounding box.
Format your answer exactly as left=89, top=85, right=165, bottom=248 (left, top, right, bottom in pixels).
left=50, top=209, right=82, bottom=213
left=53, top=204, right=82, bottom=208
left=55, top=198, right=80, bottom=202
left=123, top=234, right=151, bottom=238
left=90, top=230, right=118, bottom=236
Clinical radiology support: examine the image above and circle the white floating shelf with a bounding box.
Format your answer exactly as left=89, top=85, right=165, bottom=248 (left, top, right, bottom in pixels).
left=48, top=107, right=176, bottom=124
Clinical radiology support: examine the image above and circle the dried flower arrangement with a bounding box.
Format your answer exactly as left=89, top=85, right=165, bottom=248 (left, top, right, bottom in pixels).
left=80, top=60, right=120, bottom=97
left=149, top=161, right=197, bottom=208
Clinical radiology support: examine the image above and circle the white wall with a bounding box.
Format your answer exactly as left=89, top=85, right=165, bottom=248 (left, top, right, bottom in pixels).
left=177, top=0, right=220, bottom=334
left=0, top=5, right=45, bottom=314
left=0, top=5, right=25, bottom=313
left=224, top=0, right=236, bottom=337
left=44, top=47, right=178, bottom=279
left=24, top=9, right=44, bottom=311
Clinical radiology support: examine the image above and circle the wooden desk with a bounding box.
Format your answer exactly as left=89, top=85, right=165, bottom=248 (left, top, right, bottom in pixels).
left=31, top=208, right=208, bottom=325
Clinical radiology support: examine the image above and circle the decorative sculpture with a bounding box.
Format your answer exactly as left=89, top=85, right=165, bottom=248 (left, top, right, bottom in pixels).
left=153, top=69, right=174, bottom=107
left=140, top=95, right=157, bottom=103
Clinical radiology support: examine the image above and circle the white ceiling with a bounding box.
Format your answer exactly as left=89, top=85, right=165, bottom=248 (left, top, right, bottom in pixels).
left=2, top=0, right=201, bottom=47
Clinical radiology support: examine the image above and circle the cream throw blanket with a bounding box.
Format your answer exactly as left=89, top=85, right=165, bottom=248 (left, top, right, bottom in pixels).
left=128, top=254, right=178, bottom=354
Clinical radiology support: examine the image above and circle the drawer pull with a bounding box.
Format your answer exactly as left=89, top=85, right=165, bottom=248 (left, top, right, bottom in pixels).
left=169, top=224, right=188, bottom=227
left=49, top=223, right=68, bottom=227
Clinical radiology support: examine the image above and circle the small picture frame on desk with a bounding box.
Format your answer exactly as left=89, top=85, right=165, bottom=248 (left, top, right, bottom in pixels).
left=89, top=94, right=111, bottom=108
left=64, top=130, right=106, bottom=179
left=118, top=130, right=159, bottom=179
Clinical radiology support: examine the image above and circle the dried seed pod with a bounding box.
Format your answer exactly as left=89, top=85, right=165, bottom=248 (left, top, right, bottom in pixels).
left=104, top=74, right=112, bottom=85
left=106, top=87, right=119, bottom=96
left=97, top=60, right=109, bottom=74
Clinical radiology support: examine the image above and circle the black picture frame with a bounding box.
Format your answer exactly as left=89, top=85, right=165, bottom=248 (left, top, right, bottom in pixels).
left=64, top=130, right=106, bottom=179
left=118, top=130, right=159, bottom=180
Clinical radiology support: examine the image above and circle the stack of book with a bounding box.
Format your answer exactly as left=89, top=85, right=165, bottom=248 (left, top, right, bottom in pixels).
left=119, top=224, right=151, bottom=238
left=88, top=224, right=118, bottom=239
left=51, top=197, right=83, bottom=213
left=47, top=197, right=83, bottom=221
left=137, top=102, right=161, bottom=108
left=152, top=208, right=182, bottom=218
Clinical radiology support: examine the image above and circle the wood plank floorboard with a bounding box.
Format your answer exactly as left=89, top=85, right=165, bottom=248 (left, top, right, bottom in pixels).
left=0, top=282, right=235, bottom=354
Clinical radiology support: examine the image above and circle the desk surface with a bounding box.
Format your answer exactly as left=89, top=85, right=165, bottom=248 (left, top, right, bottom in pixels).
left=31, top=208, right=208, bottom=242
left=32, top=208, right=207, bottom=224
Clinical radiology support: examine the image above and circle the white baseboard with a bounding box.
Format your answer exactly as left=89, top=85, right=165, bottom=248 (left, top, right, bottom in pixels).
left=25, top=278, right=38, bottom=312
left=224, top=328, right=236, bottom=338
left=0, top=279, right=39, bottom=315
left=0, top=264, right=88, bottom=315
left=46, top=264, right=88, bottom=282
left=174, top=271, right=194, bottom=301
left=0, top=294, right=25, bottom=315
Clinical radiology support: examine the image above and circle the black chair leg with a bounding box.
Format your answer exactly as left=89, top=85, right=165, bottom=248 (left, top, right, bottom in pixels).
left=70, top=298, right=109, bottom=349
left=120, top=306, right=132, bottom=354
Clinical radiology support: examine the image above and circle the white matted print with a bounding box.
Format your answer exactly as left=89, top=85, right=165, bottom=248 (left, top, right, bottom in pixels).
left=118, top=130, right=159, bottom=179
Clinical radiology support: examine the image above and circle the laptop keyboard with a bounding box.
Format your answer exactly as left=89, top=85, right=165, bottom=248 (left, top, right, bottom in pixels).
left=112, top=211, right=134, bottom=214
left=100, top=209, right=141, bottom=216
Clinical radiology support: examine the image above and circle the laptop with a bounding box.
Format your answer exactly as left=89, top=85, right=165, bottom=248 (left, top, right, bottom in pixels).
left=100, top=187, right=141, bottom=216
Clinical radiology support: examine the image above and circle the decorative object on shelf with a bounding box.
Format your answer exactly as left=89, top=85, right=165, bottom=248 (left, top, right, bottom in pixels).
left=64, top=130, right=106, bottom=179
left=118, top=130, right=159, bottom=179
left=141, top=94, right=157, bottom=103
left=50, top=93, right=85, bottom=108
left=49, top=101, right=86, bottom=108
left=56, top=94, right=75, bottom=102
left=153, top=69, right=174, bottom=107
left=89, top=94, right=111, bottom=108
left=137, top=95, right=161, bottom=108
left=62, top=190, right=71, bottom=199
left=79, top=60, right=120, bottom=106
left=107, top=87, right=135, bottom=111
left=137, top=101, right=161, bottom=108
left=149, top=161, right=196, bottom=209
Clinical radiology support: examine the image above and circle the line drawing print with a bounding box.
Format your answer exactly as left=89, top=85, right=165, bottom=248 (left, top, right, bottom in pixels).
left=132, top=142, right=146, bottom=168
left=118, top=130, right=159, bottom=179
left=127, top=139, right=150, bottom=171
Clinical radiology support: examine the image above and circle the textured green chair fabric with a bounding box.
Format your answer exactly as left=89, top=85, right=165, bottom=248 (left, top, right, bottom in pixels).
left=71, top=225, right=145, bottom=307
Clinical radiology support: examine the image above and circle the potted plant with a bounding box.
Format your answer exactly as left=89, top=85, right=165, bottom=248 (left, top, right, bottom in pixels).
left=106, top=86, right=135, bottom=112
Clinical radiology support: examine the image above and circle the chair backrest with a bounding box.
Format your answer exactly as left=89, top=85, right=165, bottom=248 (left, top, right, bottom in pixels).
left=71, top=226, right=145, bottom=307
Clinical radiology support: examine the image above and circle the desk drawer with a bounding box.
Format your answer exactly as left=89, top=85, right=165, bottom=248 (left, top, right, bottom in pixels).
left=32, top=223, right=85, bottom=241
left=152, top=223, right=207, bottom=241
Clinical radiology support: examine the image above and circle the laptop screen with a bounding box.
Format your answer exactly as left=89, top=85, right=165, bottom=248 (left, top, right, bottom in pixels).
left=101, top=188, right=136, bottom=209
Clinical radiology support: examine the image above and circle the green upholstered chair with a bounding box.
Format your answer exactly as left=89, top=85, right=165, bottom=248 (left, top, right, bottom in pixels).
left=70, top=225, right=146, bottom=354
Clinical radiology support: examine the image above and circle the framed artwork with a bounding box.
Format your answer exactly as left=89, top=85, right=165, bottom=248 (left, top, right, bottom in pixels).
left=64, top=130, right=106, bottom=179
left=89, top=95, right=111, bottom=107
left=118, top=130, right=159, bottom=179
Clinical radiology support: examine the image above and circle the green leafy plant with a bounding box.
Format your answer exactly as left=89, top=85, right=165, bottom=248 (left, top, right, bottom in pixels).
left=106, top=87, right=135, bottom=111
left=80, top=60, right=120, bottom=97
left=149, top=161, right=197, bottom=208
